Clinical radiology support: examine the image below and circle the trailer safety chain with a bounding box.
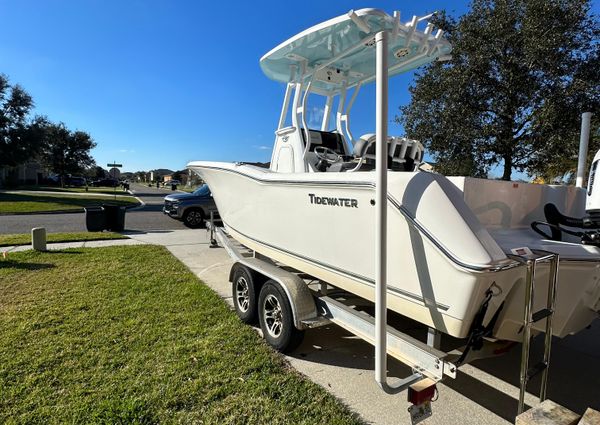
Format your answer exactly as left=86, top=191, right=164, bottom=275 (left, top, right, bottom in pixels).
left=456, top=288, right=503, bottom=365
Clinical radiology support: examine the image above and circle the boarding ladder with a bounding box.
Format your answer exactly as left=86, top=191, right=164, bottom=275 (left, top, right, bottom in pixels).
left=510, top=250, right=559, bottom=415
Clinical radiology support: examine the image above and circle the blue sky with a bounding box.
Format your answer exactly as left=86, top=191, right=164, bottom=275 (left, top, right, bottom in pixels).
left=0, top=1, right=594, bottom=175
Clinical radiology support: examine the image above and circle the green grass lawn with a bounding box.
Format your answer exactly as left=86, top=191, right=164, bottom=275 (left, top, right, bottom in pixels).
left=0, top=193, right=139, bottom=214
left=0, top=245, right=362, bottom=424
left=13, top=185, right=133, bottom=196
left=0, top=232, right=127, bottom=247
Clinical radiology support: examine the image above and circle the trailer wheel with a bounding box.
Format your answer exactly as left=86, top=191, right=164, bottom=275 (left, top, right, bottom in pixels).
left=258, top=280, right=304, bottom=353
left=231, top=266, right=258, bottom=324
left=182, top=208, right=204, bottom=228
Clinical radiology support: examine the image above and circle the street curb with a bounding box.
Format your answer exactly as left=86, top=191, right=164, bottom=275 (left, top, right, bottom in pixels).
left=126, top=189, right=147, bottom=211
left=0, top=202, right=142, bottom=216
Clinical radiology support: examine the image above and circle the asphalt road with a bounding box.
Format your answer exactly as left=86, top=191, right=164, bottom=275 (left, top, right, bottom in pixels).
left=0, top=183, right=189, bottom=234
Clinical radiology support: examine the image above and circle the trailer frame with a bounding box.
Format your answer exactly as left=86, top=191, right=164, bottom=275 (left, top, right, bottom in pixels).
left=210, top=222, right=457, bottom=385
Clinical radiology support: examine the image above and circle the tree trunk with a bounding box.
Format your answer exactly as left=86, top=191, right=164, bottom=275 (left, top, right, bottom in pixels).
left=502, top=154, right=512, bottom=181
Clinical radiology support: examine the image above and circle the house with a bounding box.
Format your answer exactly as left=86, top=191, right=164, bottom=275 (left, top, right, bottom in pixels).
left=0, top=161, right=47, bottom=187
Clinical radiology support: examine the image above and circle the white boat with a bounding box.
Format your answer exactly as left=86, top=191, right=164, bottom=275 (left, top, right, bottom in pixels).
left=189, top=9, right=600, bottom=343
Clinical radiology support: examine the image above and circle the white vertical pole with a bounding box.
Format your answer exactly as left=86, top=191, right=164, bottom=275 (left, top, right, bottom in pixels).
left=321, top=95, right=333, bottom=131
left=277, top=83, right=293, bottom=130
left=335, top=82, right=348, bottom=135
left=290, top=83, right=303, bottom=129
left=576, top=112, right=593, bottom=188
left=375, top=30, right=389, bottom=389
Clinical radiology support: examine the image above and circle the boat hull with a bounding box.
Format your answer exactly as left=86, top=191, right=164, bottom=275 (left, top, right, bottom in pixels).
left=189, top=161, right=530, bottom=340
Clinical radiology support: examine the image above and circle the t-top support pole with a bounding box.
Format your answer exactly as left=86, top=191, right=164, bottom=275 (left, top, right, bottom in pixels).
left=374, top=29, right=422, bottom=394
left=576, top=112, right=593, bottom=188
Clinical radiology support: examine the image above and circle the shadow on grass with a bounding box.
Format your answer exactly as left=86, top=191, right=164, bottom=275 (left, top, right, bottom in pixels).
left=0, top=260, right=55, bottom=270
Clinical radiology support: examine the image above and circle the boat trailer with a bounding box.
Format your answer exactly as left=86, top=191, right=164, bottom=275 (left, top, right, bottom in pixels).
left=207, top=212, right=559, bottom=422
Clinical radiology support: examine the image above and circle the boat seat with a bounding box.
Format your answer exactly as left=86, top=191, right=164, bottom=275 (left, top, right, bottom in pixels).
left=352, top=133, right=377, bottom=158
left=389, top=137, right=424, bottom=171
left=350, top=134, right=424, bottom=172
left=349, top=133, right=387, bottom=171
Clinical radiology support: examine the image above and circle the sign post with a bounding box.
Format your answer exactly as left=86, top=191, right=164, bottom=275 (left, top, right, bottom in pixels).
left=107, top=162, right=122, bottom=200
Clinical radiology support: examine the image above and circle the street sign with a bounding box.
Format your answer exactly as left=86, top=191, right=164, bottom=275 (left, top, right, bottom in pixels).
left=107, top=163, right=122, bottom=168
left=109, top=168, right=121, bottom=179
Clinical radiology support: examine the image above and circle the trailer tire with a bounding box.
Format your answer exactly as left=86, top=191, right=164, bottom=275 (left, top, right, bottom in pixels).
left=231, top=266, right=258, bottom=324
left=258, top=280, right=304, bottom=353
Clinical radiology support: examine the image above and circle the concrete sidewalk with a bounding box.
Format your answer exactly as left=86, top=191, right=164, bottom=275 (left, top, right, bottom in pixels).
left=4, top=229, right=599, bottom=425
left=3, top=237, right=146, bottom=252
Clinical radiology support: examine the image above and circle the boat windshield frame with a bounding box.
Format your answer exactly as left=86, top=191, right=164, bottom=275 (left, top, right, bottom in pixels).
left=271, top=10, right=451, bottom=161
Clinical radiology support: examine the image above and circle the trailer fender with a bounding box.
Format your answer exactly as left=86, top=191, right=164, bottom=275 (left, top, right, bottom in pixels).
left=229, top=259, right=318, bottom=329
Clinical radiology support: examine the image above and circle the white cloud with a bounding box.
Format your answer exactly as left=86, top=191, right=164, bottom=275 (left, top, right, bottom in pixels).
left=118, top=149, right=136, bottom=153
left=253, top=145, right=270, bottom=150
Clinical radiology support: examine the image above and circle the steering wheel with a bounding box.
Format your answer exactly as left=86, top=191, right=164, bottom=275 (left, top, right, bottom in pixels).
left=314, top=146, right=342, bottom=164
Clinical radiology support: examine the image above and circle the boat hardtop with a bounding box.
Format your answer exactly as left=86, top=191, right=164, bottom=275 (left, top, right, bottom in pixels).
left=260, top=8, right=452, bottom=94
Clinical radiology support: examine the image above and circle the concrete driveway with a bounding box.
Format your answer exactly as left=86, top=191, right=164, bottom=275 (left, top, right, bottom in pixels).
left=126, top=229, right=600, bottom=425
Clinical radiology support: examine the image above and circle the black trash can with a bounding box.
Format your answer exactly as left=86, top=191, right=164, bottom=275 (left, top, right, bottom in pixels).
left=171, top=183, right=177, bottom=191
left=85, top=207, right=106, bottom=232
left=103, top=204, right=126, bottom=231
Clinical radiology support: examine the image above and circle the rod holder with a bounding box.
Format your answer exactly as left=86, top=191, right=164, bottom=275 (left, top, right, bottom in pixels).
left=348, top=10, right=371, bottom=33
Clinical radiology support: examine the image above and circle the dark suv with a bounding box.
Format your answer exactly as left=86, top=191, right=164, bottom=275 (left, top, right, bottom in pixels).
left=163, top=184, right=220, bottom=228
left=92, top=178, right=119, bottom=187
left=65, top=176, right=87, bottom=187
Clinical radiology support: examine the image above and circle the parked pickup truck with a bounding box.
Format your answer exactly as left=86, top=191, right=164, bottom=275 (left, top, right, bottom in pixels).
left=163, top=184, right=220, bottom=228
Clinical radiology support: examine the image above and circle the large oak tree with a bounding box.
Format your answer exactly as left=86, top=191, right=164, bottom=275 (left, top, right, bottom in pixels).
left=0, top=74, right=45, bottom=167
left=398, top=0, right=599, bottom=180
left=40, top=122, right=96, bottom=185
